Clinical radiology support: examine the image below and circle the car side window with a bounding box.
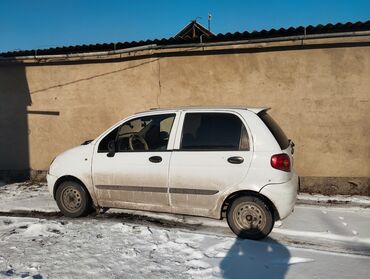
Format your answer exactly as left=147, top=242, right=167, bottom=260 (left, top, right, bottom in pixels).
left=98, top=127, right=119, bottom=152
left=180, top=113, right=249, bottom=151
left=98, top=114, right=175, bottom=152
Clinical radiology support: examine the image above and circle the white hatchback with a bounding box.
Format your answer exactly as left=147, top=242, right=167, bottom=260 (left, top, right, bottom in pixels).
left=47, top=107, right=298, bottom=239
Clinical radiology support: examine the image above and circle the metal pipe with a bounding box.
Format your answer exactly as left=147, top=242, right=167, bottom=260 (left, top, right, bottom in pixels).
left=1, top=30, right=369, bottom=61
left=0, top=44, right=157, bottom=61
left=158, top=30, right=370, bottom=49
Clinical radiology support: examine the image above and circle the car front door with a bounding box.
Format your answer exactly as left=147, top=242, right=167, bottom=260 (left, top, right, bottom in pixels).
left=168, top=111, right=252, bottom=214
left=92, top=112, right=178, bottom=210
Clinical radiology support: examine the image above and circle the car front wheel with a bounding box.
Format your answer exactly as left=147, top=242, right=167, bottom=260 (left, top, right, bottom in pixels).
left=55, top=181, right=92, bottom=217
left=227, top=196, right=274, bottom=240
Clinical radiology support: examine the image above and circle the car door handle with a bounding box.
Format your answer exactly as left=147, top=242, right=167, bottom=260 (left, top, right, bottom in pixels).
left=227, top=156, right=244, bottom=164
left=149, top=156, right=162, bottom=163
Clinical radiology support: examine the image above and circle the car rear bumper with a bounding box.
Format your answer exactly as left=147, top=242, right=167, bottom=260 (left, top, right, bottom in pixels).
left=259, top=173, right=299, bottom=220
left=47, top=173, right=58, bottom=199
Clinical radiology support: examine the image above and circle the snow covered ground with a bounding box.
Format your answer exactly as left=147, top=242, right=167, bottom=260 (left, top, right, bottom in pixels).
left=0, top=216, right=369, bottom=279
left=0, top=183, right=369, bottom=278
left=0, top=182, right=57, bottom=213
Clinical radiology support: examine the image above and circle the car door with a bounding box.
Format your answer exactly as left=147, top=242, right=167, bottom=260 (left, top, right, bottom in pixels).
left=92, top=112, right=178, bottom=209
left=168, top=111, right=252, bottom=213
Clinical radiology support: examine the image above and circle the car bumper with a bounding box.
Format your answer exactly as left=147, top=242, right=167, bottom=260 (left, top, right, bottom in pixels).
left=259, top=173, right=299, bottom=220
left=47, top=173, right=58, bottom=199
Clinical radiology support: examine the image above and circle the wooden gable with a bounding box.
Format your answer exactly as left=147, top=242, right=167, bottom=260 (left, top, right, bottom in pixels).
left=175, top=21, right=214, bottom=39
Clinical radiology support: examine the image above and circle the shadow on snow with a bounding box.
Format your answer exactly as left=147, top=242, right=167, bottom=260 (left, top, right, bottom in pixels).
left=220, top=237, right=290, bottom=279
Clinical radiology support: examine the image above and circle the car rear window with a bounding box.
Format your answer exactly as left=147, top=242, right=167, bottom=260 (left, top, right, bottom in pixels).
left=258, top=111, right=289, bottom=150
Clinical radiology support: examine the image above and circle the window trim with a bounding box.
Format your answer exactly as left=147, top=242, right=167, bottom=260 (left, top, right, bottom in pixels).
left=177, top=111, right=250, bottom=152
left=96, top=112, right=177, bottom=153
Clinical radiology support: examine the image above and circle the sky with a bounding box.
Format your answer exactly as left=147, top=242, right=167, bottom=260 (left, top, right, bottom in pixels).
left=0, top=0, right=369, bottom=53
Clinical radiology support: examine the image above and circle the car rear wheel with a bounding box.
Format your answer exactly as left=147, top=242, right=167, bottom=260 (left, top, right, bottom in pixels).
left=227, top=196, right=274, bottom=240
left=56, top=181, right=92, bottom=217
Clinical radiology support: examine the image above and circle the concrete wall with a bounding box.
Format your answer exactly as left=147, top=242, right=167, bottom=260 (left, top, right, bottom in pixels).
left=0, top=36, right=369, bottom=194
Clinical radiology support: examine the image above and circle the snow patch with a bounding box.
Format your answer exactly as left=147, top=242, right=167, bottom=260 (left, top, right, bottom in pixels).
left=298, top=193, right=370, bottom=206
left=186, top=259, right=211, bottom=269
left=274, top=220, right=283, bottom=227
left=204, top=241, right=234, bottom=258
left=21, top=222, right=64, bottom=237
left=272, top=257, right=314, bottom=265
left=273, top=228, right=370, bottom=245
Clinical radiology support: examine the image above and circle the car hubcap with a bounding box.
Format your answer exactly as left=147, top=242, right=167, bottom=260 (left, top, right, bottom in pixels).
left=233, top=202, right=266, bottom=231
left=61, top=186, right=82, bottom=212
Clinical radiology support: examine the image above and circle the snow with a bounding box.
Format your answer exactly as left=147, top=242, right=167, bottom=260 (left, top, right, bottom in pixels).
left=271, top=257, right=314, bottom=265
left=272, top=227, right=370, bottom=245
left=298, top=193, right=370, bottom=206
left=0, top=216, right=369, bottom=279
left=21, top=222, right=65, bottom=238
left=1, top=182, right=370, bottom=278
left=0, top=183, right=57, bottom=213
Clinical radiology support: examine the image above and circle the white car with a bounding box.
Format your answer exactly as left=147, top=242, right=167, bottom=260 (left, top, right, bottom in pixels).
left=47, top=107, right=298, bottom=239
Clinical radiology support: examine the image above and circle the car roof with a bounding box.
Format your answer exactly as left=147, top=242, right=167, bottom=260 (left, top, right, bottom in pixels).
left=137, top=106, right=269, bottom=115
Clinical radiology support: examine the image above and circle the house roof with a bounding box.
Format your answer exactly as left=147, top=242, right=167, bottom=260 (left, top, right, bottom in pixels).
left=175, top=20, right=214, bottom=39
left=1, top=20, right=369, bottom=58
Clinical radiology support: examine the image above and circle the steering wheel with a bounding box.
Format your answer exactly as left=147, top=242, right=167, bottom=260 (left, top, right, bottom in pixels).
left=129, top=134, right=149, bottom=151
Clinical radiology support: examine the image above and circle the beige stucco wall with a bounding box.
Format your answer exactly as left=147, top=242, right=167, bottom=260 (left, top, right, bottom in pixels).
left=1, top=36, right=369, bottom=180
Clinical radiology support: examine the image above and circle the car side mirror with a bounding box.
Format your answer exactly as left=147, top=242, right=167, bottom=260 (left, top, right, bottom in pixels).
left=107, top=140, right=116, bottom=157
left=159, top=131, right=169, bottom=141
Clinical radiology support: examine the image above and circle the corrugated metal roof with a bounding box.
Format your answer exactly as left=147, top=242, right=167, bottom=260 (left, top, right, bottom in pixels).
left=1, top=20, right=369, bottom=57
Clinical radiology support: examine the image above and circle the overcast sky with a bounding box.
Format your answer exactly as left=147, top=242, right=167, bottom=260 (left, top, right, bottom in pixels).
left=0, top=0, right=369, bottom=52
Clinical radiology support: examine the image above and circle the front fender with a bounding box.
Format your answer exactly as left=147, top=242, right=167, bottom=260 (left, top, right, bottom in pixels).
left=48, top=144, right=98, bottom=206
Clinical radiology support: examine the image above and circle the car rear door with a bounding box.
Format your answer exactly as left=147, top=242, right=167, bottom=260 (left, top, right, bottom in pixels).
left=168, top=111, right=253, bottom=213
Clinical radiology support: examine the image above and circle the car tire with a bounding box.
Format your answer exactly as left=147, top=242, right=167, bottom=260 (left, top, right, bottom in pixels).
left=55, top=181, right=92, bottom=218
left=227, top=195, right=274, bottom=240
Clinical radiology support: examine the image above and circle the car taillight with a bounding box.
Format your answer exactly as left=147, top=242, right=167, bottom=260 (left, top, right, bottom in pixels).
left=271, top=153, right=291, bottom=172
